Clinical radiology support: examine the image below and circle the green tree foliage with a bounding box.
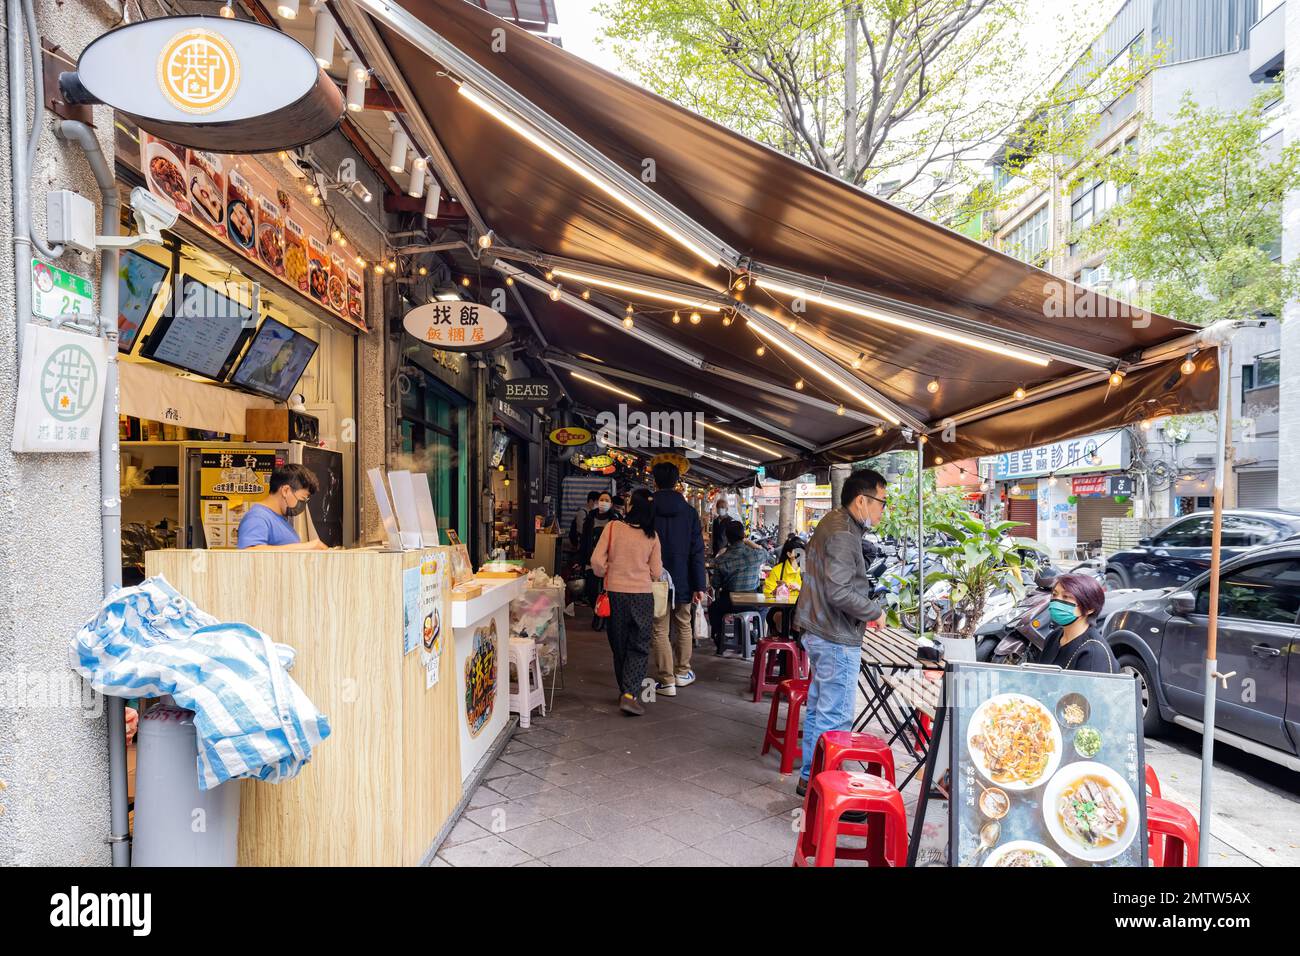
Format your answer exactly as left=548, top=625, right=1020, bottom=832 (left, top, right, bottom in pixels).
left=1082, top=88, right=1300, bottom=325
left=596, top=0, right=1137, bottom=225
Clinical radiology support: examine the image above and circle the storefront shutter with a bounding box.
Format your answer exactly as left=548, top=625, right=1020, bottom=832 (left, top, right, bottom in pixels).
left=1007, top=496, right=1037, bottom=539
left=1076, top=497, right=1131, bottom=544
left=1236, top=471, right=1278, bottom=509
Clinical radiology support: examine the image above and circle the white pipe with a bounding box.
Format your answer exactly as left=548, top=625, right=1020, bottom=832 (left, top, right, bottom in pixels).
left=56, top=119, right=128, bottom=867
left=9, top=0, right=35, bottom=354
left=22, top=0, right=66, bottom=262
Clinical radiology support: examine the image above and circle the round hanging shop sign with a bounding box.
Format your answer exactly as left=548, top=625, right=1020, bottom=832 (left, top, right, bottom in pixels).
left=550, top=426, right=592, bottom=446
left=404, top=301, right=510, bottom=352
left=66, top=16, right=342, bottom=153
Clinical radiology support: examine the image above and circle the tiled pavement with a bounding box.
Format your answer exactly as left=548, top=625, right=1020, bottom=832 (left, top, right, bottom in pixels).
left=434, top=617, right=923, bottom=867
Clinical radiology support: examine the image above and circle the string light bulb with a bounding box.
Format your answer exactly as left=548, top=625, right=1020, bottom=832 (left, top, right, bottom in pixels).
left=544, top=270, right=554, bottom=281
left=477, top=232, right=493, bottom=250
left=722, top=315, right=732, bottom=327
left=874, top=426, right=884, bottom=437
left=935, top=456, right=944, bottom=465
left=794, top=379, right=805, bottom=390
left=418, top=266, right=428, bottom=277
left=926, top=379, right=939, bottom=394
left=581, top=290, right=590, bottom=300
left=353, top=255, right=365, bottom=267
left=220, top=1, right=235, bottom=17
left=505, top=276, right=514, bottom=286
left=1013, top=385, right=1027, bottom=401
left=549, top=285, right=562, bottom=301
left=374, top=264, right=385, bottom=275
left=672, top=311, right=681, bottom=324
left=625, top=303, right=634, bottom=314
left=460, top=276, right=470, bottom=287
left=755, top=345, right=765, bottom=356
left=386, top=259, right=396, bottom=272
left=1048, top=474, right=1058, bottom=487
left=276, top=0, right=299, bottom=18
left=852, top=353, right=864, bottom=370
left=690, top=312, right=702, bottom=325
left=836, top=404, right=845, bottom=416
left=331, top=229, right=342, bottom=243
left=1181, top=353, right=1197, bottom=375
left=622, top=315, right=634, bottom=329
left=1109, top=369, right=1125, bottom=387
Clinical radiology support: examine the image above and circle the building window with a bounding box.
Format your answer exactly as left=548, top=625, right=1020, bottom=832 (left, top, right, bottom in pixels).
left=1004, top=204, right=1050, bottom=262
left=1242, top=352, right=1280, bottom=403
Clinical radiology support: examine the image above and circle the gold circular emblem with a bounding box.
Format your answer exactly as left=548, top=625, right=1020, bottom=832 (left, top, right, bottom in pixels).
left=157, top=29, right=240, bottom=115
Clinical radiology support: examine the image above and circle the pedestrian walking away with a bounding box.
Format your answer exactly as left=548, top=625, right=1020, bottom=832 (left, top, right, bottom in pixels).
left=590, top=491, right=663, bottom=716
left=648, top=459, right=707, bottom=696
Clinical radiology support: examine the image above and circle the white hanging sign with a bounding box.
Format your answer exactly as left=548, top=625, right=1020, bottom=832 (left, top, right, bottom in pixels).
left=12, top=324, right=111, bottom=453
left=403, top=301, right=510, bottom=352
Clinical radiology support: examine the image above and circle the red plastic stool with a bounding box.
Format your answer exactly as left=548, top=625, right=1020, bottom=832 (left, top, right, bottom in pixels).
left=1147, top=796, right=1198, bottom=867
left=793, top=771, right=908, bottom=867
left=1144, top=764, right=1161, bottom=798
left=750, top=638, right=804, bottom=701
left=761, top=677, right=808, bottom=775
left=808, top=730, right=896, bottom=787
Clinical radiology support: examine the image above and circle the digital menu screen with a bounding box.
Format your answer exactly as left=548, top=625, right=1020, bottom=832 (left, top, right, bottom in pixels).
left=141, top=275, right=253, bottom=381
left=117, top=250, right=169, bottom=354
left=229, top=316, right=318, bottom=402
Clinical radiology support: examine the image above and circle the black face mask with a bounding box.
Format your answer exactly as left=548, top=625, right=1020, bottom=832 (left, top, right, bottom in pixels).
left=285, top=499, right=308, bottom=517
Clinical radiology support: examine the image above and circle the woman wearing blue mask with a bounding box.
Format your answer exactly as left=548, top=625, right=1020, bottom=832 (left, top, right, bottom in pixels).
left=1038, top=573, right=1117, bottom=674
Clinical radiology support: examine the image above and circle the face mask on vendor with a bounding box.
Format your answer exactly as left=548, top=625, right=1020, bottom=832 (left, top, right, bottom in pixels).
left=281, top=486, right=311, bottom=517
left=597, top=498, right=612, bottom=514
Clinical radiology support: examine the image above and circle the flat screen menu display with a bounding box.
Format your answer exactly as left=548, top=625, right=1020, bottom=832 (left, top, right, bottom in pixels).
left=228, top=316, right=319, bottom=402
left=117, top=250, right=169, bottom=354
left=141, top=275, right=253, bottom=380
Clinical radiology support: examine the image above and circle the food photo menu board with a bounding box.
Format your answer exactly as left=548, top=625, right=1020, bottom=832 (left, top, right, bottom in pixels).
left=139, top=132, right=366, bottom=331
left=949, top=661, right=1147, bottom=867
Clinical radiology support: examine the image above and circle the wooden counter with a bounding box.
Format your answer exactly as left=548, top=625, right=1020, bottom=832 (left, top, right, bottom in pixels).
left=145, top=548, right=459, bottom=866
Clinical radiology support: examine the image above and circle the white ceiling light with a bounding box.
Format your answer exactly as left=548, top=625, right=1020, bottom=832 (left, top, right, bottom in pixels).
left=423, top=181, right=441, bottom=219
left=345, top=58, right=368, bottom=113
left=311, top=7, right=335, bottom=67
left=700, top=421, right=780, bottom=458
left=551, top=269, right=723, bottom=312
left=387, top=122, right=409, bottom=174
left=407, top=156, right=426, bottom=199
left=458, top=84, right=721, bottom=268
left=350, top=180, right=372, bottom=203
left=746, top=320, right=901, bottom=425
left=754, top=277, right=1052, bottom=366
left=570, top=370, right=642, bottom=402
left=277, top=0, right=299, bottom=19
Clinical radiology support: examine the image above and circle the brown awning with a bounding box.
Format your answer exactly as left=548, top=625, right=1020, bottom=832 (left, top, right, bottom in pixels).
left=355, top=0, right=1214, bottom=481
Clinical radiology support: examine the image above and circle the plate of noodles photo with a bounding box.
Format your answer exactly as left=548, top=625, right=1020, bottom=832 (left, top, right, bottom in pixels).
left=1042, top=760, right=1139, bottom=862
left=966, top=692, right=1062, bottom=791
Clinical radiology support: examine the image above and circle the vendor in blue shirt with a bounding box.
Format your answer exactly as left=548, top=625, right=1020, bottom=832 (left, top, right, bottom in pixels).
left=237, top=464, right=327, bottom=551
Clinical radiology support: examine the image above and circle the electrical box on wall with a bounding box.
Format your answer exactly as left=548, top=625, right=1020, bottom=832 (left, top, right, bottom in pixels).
left=46, top=190, right=97, bottom=253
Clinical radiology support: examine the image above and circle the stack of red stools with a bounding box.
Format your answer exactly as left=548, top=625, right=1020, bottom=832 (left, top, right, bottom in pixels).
left=793, top=730, right=907, bottom=867
left=1144, top=764, right=1199, bottom=867
left=750, top=638, right=806, bottom=702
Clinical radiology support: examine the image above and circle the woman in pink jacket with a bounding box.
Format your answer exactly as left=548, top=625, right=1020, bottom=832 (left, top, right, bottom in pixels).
left=591, top=489, right=663, bottom=716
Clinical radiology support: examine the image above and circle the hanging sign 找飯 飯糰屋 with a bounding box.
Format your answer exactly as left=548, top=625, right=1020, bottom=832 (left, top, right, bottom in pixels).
left=403, top=301, right=510, bottom=352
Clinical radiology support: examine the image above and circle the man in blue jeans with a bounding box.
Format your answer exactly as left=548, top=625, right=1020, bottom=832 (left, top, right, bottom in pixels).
left=792, top=469, right=888, bottom=796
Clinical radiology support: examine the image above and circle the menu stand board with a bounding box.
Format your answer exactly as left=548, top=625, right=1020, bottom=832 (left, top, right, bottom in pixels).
left=139, top=132, right=365, bottom=331
left=945, top=661, right=1147, bottom=868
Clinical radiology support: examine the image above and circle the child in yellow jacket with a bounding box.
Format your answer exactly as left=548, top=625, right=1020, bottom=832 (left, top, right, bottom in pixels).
left=763, top=537, right=805, bottom=599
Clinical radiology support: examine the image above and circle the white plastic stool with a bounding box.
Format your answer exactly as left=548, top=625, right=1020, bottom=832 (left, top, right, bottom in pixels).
left=508, top=637, right=547, bottom=728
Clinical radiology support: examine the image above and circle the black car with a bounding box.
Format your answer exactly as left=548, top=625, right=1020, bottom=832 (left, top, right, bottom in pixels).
left=1104, top=509, right=1300, bottom=591
left=1104, top=541, right=1300, bottom=769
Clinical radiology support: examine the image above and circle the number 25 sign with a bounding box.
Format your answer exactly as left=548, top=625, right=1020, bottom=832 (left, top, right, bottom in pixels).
left=403, top=301, right=510, bottom=352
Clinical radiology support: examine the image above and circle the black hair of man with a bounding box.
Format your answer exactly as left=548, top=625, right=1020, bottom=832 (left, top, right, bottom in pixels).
left=651, top=461, right=680, bottom=490
left=724, top=517, right=745, bottom=545
left=269, top=463, right=320, bottom=496
left=840, top=468, right=887, bottom=509
left=586, top=491, right=600, bottom=504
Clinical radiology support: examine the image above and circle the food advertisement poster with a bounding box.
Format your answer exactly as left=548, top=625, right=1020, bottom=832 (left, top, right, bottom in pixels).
left=418, top=554, right=444, bottom=689
left=949, top=661, right=1146, bottom=867
left=139, top=132, right=365, bottom=331
left=198, top=448, right=276, bottom=548
left=464, top=620, right=498, bottom=737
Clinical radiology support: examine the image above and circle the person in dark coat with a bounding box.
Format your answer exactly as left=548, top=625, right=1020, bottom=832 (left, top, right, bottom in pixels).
left=710, top=497, right=730, bottom=556
left=648, top=461, right=707, bottom=694
left=581, top=491, right=623, bottom=629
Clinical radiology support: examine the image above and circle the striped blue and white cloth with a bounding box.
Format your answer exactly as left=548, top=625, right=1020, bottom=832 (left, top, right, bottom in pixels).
left=71, top=576, right=331, bottom=790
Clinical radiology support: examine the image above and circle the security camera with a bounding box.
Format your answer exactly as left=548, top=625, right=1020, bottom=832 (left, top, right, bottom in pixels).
left=129, top=186, right=180, bottom=236
left=93, top=187, right=180, bottom=250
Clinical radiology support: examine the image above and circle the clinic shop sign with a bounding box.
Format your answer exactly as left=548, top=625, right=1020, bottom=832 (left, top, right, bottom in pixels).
left=403, top=302, right=511, bottom=352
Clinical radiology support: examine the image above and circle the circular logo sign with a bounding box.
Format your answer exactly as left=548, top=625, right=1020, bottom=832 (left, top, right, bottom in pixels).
left=157, top=28, right=241, bottom=115
left=41, top=344, right=99, bottom=422
left=549, top=426, right=592, bottom=446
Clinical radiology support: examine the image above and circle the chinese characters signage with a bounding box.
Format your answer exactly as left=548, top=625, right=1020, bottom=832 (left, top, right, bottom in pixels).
left=986, top=430, right=1128, bottom=481
left=198, top=448, right=277, bottom=548
left=158, top=28, right=241, bottom=115
left=12, top=324, right=110, bottom=454
left=403, top=301, right=510, bottom=352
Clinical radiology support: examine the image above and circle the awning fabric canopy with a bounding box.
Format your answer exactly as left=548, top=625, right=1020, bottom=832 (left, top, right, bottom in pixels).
left=357, top=0, right=1216, bottom=482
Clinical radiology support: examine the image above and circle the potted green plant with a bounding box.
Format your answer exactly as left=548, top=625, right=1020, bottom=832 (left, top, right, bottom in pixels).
left=886, top=514, right=1042, bottom=650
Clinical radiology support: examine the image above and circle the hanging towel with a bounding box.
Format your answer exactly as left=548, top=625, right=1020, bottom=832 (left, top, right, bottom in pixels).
left=71, top=576, right=331, bottom=790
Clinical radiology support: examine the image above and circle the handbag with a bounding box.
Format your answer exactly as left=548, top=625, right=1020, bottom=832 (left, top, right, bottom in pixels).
left=651, top=580, right=669, bottom=618
left=594, top=591, right=611, bottom=618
